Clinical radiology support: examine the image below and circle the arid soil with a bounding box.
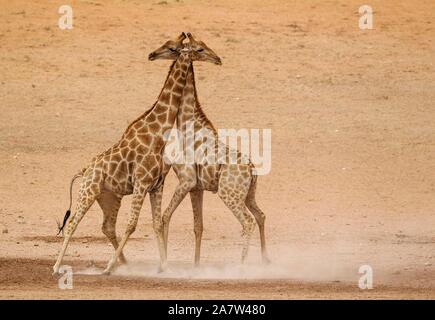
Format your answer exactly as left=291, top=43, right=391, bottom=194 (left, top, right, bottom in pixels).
left=0, top=0, right=434, bottom=299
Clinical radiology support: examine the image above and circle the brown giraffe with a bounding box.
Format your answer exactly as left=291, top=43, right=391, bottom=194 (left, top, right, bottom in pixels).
left=53, top=33, right=192, bottom=275
left=153, top=33, right=269, bottom=268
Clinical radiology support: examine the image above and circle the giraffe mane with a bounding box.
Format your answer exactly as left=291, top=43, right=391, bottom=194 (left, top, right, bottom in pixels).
left=123, top=60, right=178, bottom=137
left=96, top=60, right=178, bottom=159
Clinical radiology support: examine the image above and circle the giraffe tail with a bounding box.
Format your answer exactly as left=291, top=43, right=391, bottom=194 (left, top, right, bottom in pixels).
left=56, top=171, right=84, bottom=236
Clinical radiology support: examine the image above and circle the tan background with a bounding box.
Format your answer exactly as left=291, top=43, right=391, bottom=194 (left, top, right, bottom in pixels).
left=0, top=0, right=434, bottom=298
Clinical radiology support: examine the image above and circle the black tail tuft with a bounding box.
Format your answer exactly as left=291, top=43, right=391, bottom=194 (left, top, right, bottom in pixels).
left=57, top=209, right=71, bottom=236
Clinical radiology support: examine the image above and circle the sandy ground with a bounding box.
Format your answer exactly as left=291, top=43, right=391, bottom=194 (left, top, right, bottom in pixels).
left=0, top=0, right=434, bottom=299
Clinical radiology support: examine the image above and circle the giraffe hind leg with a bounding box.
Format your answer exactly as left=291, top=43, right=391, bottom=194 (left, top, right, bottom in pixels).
left=245, top=179, right=270, bottom=264
left=218, top=187, right=256, bottom=264
left=97, top=192, right=126, bottom=265
left=53, top=183, right=99, bottom=275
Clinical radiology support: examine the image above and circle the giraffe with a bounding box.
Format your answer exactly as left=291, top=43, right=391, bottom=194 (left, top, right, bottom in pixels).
left=153, top=33, right=270, bottom=269
left=53, top=33, right=192, bottom=275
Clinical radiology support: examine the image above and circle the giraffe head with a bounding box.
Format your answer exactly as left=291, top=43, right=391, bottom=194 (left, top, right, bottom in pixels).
left=149, top=32, right=222, bottom=66
left=148, top=32, right=186, bottom=61
left=185, top=32, right=222, bottom=65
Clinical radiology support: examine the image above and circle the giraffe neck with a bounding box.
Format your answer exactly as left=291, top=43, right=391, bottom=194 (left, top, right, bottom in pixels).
left=151, top=54, right=191, bottom=135
left=177, top=63, right=217, bottom=134
left=124, top=54, right=190, bottom=137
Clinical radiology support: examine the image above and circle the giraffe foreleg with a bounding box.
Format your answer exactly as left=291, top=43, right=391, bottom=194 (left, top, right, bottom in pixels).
left=190, top=190, right=204, bottom=267
left=97, top=192, right=126, bottom=265
left=102, top=185, right=146, bottom=275
left=149, top=185, right=166, bottom=272
left=162, top=179, right=196, bottom=263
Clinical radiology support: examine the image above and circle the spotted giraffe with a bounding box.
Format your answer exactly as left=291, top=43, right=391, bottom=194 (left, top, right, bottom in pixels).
left=53, top=33, right=192, bottom=275
left=151, top=33, right=269, bottom=268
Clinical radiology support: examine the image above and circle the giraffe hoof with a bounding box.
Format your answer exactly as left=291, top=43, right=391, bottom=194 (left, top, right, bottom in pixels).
left=101, top=269, right=111, bottom=276
left=157, top=263, right=168, bottom=273
left=52, top=266, right=60, bottom=276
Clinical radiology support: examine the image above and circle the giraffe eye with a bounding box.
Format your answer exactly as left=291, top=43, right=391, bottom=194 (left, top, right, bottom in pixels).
left=169, top=48, right=176, bottom=52
left=197, top=48, right=204, bottom=52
